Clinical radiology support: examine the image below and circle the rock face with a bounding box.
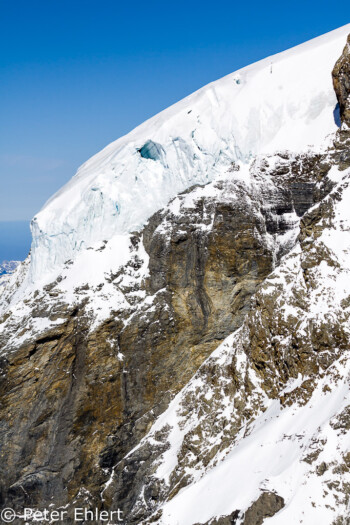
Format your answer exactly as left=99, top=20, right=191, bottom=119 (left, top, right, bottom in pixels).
left=242, top=492, right=285, bottom=525
left=0, top=142, right=347, bottom=523
left=333, top=34, right=350, bottom=127
left=121, top=129, right=350, bottom=524
left=0, top=30, right=350, bottom=525
left=0, top=157, right=311, bottom=511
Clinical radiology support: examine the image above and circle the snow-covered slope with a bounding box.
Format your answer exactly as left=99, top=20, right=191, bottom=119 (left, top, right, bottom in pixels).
left=0, top=261, right=20, bottom=288
left=111, top=163, right=350, bottom=525
left=0, top=261, right=20, bottom=277
left=29, top=24, right=350, bottom=285
left=1, top=24, right=350, bottom=525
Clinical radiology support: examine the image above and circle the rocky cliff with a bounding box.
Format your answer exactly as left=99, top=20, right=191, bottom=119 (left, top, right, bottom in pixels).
left=0, top=27, right=350, bottom=525
left=333, top=33, right=350, bottom=127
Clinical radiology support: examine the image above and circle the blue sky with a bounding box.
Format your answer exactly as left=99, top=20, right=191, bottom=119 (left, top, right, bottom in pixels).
left=0, top=0, right=349, bottom=260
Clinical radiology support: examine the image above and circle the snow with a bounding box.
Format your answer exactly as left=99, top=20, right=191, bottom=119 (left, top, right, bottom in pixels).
left=159, top=359, right=350, bottom=525
left=0, top=261, right=20, bottom=289
left=0, top=261, right=20, bottom=276
left=1, top=25, right=350, bottom=522
left=116, top=167, right=350, bottom=524
left=26, top=24, right=350, bottom=285
left=0, top=232, right=150, bottom=351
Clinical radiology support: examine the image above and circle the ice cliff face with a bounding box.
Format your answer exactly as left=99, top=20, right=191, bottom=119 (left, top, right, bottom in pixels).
left=0, top=24, right=350, bottom=525
left=28, top=24, right=350, bottom=285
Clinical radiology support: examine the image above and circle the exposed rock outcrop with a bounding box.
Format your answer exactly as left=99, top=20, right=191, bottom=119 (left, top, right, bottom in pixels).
left=0, top=142, right=343, bottom=524
left=242, top=492, right=285, bottom=525
left=0, top=30, right=350, bottom=525
left=333, top=34, right=350, bottom=127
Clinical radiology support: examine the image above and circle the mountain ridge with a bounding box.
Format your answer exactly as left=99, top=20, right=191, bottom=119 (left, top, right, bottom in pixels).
left=0, top=26, right=350, bottom=525
left=19, top=23, right=350, bottom=288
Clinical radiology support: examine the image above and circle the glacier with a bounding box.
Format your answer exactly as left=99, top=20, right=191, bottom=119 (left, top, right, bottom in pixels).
left=28, top=24, right=350, bottom=286
left=1, top=24, right=350, bottom=525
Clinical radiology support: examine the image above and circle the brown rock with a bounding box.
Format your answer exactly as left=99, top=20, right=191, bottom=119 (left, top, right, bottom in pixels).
left=242, top=491, right=285, bottom=525
left=333, top=34, right=350, bottom=126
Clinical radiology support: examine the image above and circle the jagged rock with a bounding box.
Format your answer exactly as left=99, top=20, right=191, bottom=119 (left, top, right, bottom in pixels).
left=105, top=132, right=350, bottom=523
left=0, top=134, right=347, bottom=523
left=0, top=28, right=350, bottom=525
left=0, top=145, right=335, bottom=520
left=333, top=34, right=350, bottom=126
left=242, top=492, right=285, bottom=525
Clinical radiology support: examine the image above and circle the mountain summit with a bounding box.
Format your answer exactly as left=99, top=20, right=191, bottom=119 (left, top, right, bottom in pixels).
left=0, top=25, right=350, bottom=525
left=26, top=24, right=350, bottom=285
